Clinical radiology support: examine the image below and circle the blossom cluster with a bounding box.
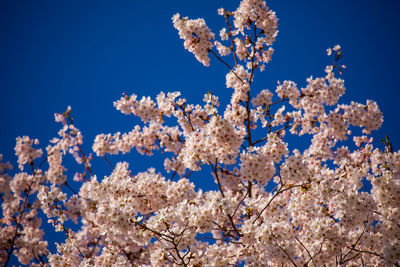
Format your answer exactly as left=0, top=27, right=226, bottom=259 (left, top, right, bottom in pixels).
left=172, top=14, right=215, bottom=66
left=1, top=0, right=399, bottom=266
left=215, top=0, right=278, bottom=71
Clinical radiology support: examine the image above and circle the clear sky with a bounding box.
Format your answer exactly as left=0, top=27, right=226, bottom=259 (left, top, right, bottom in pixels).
left=1, top=0, right=400, bottom=261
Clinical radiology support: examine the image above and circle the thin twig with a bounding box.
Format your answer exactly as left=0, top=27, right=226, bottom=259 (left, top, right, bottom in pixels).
left=209, top=49, right=245, bottom=84
left=209, top=160, right=225, bottom=198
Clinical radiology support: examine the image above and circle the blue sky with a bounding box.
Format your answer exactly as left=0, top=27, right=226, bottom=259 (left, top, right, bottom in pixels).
left=1, top=0, right=400, bottom=262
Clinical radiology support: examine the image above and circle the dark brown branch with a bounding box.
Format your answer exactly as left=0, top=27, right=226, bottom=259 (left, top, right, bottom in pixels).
left=232, top=189, right=249, bottom=217
left=209, top=49, right=245, bottom=84
left=208, top=160, right=225, bottom=198
left=273, top=238, right=298, bottom=267
left=4, top=184, right=33, bottom=267
left=224, top=13, right=239, bottom=66
left=103, top=156, right=114, bottom=170
left=253, top=183, right=308, bottom=224
left=295, top=236, right=316, bottom=267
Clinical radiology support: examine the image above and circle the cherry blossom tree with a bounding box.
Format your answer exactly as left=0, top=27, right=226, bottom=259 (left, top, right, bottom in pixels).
left=1, top=0, right=400, bottom=266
